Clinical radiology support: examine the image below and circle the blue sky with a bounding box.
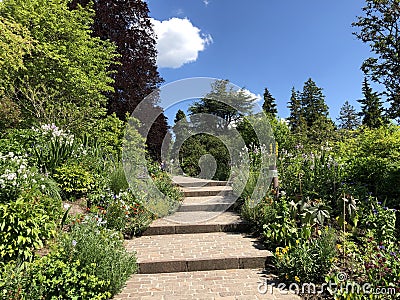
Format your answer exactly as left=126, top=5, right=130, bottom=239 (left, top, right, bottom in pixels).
left=147, top=0, right=376, bottom=125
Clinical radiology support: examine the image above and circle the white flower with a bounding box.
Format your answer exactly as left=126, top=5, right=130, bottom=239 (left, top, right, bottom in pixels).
left=6, top=173, right=17, bottom=181
left=63, top=203, right=71, bottom=210
left=41, top=185, right=46, bottom=190
left=72, top=240, right=77, bottom=247
left=8, top=152, right=14, bottom=158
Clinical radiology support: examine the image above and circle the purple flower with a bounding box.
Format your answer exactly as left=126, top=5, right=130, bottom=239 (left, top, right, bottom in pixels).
left=377, top=201, right=382, bottom=205
left=373, top=209, right=377, bottom=214
left=72, top=240, right=77, bottom=247
left=379, top=245, right=385, bottom=250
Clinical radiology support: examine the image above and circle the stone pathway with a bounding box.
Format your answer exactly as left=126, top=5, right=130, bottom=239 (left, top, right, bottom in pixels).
left=114, top=176, right=300, bottom=299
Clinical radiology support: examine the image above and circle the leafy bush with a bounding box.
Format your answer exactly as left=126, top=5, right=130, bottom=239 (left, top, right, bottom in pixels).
left=240, top=194, right=277, bottom=232
left=274, top=227, right=337, bottom=283
left=58, top=217, right=137, bottom=296
left=0, top=218, right=136, bottom=299
left=278, top=148, right=343, bottom=206
left=362, top=197, right=397, bottom=244
left=337, top=125, right=400, bottom=208
left=108, top=162, right=129, bottom=194
left=88, top=190, right=154, bottom=237
left=32, top=124, right=78, bottom=174
left=0, top=95, right=20, bottom=131
left=53, top=162, right=95, bottom=200
left=0, top=191, right=59, bottom=265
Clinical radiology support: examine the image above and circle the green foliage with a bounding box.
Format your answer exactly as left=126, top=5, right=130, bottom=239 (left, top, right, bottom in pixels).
left=33, top=124, right=77, bottom=174
left=108, top=162, right=129, bottom=194
left=353, top=0, right=400, bottom=118
left=337, top=100, right=360, bottom=130
left=0, top=95, right=21, bottom=131
left=54, top=163, right=95, bottom=200
left=179, top=134, right=230, bottom=181
left=58, top=217, right=137, bottom=296
left=358, top=78, right=386, bottom=128
left=189, top=79, right=255, bottom=130
left=262, top=87, right=277, bottom=118
left=0, top=0, right=118, bottom=131
left=0, top=218, right=137, bottom=299
left=0, top=16, right=33, bottom=89
left=88, top=190, right=154, bottom=237
left=10, top=255, right=111, bottom=300
left=363, top=197, right=397, bottom=244
left=278, top=148, right=343, bottom=205
left=240, top=195, right=277, bottom=232
left=274, top=227, right=337, bottom=283
left=337, top=125, right=400, bottom=207
left=0, top=191, right=59, bottom=265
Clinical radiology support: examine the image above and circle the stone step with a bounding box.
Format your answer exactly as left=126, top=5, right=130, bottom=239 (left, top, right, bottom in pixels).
left=143, top=211, right=249, bottom=236
left=182, top=186, right=233, bottom=197
left=114, top=269, right=300, bottom=299
left=172, top=175, right=229, bottom=188
left=177, top=195, right=237, bottom=212
left=125, top=232, right=273, bottom=274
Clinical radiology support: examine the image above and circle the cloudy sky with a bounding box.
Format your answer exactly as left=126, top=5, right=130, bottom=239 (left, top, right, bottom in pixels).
left=147, top=0, right=376, bottom=124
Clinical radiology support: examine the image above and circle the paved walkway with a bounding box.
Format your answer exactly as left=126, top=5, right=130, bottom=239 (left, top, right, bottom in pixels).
left=114, top=176, right=300, bottom=299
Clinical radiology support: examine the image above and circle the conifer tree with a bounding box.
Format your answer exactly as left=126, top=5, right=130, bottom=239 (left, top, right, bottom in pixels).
left=358, top=78, right=386, bottom=128
left=337, top=100, right=360, bottom=130
left=262, top=87, right=278, bottom=118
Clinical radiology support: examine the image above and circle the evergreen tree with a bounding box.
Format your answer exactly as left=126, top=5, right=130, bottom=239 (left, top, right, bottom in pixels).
left=300, top=78, right=330, bottom=128
left=337, top=100, right=360, bottom=130
left=287, top=87, right=305, bottom=133
left=70, top=0, right=167, bottom=161
left=262, top=87, right=277, bottom=118
left=174, top=109, right=187, bottom=124
left=358, top=78, right=386, bottom=128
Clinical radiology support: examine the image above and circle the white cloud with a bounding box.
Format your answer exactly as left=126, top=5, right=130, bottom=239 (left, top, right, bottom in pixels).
left=203, top=0, right=210, bottom=6
left=151, top=18, right=213, bottom=69
left=242, top=89, right=262, bottom=102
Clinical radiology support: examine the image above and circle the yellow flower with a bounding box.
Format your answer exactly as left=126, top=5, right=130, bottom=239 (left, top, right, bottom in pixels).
left=294, top=276, right=300, bottom=282
left=296, top=239, right=300, bottom=245
left=317, top=229, right=322, bottom=236
left=336, top=244, right=342, bottom=250
left=285, top=274, right=289, bottom=280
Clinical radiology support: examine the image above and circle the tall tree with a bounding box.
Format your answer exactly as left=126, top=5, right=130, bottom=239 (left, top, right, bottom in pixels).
left=287, top=87, right=305, bottom=133
left=174, top=109, right=187, bottom=124
left=262, top=87, right=278, bottom=118
left=358, top=78, right=386, bottom=128
left=70, top=0, right=167, bottom=161
left=189, top=79, right=255, bottom=131
left=300, top=78, right=330, bottom=128
left=352, top=0, right=400, bottom=118
left=337, top=100, right=360, bottom=130
left=0, top=0, right=117, bottom=132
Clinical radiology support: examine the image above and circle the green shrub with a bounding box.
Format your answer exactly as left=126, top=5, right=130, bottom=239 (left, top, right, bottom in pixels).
left=337, top=125, right=400, bottom=208
left=58, top=217, right=137, bottom=296
left=274, top=227, right=337, bottom=283
left=0, top=95, right=20, bottom=131
left=240, top=195, right=276, bottom=232
left=0, top=191, right=58, bottom=265
left=108, top=162, right=129, bottom=194
left=88, top=190, right=154, bottom=237
left=54, top=162, right=95, bottom=200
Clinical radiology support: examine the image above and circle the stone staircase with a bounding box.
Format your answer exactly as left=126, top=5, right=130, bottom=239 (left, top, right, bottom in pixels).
left=114, top=176, right=299, bottom=299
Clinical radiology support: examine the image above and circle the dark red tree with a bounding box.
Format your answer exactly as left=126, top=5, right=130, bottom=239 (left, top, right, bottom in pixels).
left=70, top=0, right=168, bottom=161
